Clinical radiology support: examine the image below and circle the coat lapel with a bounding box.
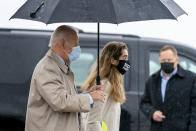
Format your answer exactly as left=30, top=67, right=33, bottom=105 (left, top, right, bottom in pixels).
left=163, top=78, right=175, bottom=103
left=46, top=49, right=68, bottom=74
left=68, top=70, right=78, bottom=94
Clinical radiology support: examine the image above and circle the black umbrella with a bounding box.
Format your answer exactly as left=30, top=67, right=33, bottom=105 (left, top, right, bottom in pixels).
left=10, top=0, right=187, bottom=85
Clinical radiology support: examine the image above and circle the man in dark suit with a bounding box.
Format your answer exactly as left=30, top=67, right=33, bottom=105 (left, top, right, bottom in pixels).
left=140, top=45, right=196, bottom=131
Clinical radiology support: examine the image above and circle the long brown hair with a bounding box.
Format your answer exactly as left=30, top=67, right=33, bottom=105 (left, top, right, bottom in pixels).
left=82, top=41, right=128, bottom=104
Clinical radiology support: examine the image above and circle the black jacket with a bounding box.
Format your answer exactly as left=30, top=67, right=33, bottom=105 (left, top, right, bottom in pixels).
left=140, top=65, right=196, bottom=131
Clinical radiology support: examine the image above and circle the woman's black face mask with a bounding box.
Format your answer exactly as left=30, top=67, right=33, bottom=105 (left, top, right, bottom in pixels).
left=116, top=60, right=131, bottom=75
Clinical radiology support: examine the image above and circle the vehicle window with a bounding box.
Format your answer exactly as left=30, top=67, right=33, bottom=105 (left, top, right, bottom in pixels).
left=149, top=51, right=196, bottom=75
left=70, top=48, right=97, bottom=87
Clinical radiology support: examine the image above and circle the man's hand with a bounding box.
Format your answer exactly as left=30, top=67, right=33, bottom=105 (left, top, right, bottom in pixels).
left=152, top=110, right=166, bottom=122
left=89, top=90, right=106, bottom=103
left=88, top=85, right=103, bottom=92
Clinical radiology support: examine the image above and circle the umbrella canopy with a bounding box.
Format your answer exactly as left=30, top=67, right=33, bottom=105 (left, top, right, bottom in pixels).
left=11, top=0, right=186, bottom=24
left=10, top=0, right=187, bottom=84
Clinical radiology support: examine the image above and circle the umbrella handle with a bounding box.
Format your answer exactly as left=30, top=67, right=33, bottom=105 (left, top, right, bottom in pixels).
left=96, top=75, right=100, bottom=85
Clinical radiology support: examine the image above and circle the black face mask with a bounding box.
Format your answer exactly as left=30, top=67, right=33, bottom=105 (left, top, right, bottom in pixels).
left=116, top=60, right=131, bottom=75
left=161, top=62, right=174, bottom=74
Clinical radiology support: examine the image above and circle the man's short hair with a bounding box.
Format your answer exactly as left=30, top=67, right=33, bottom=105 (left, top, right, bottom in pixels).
left=50, top=25, right=78, bottom=46
left=159, top=45, right=178, bottom=56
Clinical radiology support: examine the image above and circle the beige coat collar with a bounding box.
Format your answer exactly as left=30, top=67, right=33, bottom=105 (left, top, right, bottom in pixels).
left=46, top=49, right=69, bottom=74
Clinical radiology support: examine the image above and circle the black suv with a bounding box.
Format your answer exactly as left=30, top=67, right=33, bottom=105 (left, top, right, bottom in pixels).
left=0, top=28, right=196, bottom=131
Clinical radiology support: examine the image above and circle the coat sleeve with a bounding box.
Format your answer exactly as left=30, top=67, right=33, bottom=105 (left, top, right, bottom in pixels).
left=140, top=79, right=157, bottom=120
left=86, top=80, right=111, bottom=131
left=34, top=65, right=91, bottom=113
left=189, top=75, right=196, bottom=131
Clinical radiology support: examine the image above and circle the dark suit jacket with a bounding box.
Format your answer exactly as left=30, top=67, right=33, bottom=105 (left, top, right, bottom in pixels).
left=140, top=65, right=196, bottom=131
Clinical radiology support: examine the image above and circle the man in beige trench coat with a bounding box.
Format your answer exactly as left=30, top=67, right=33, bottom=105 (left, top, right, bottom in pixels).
left=25, top=25, right=106, bottom=131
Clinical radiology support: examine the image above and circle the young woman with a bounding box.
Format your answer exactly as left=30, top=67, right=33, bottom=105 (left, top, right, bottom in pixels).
left=82, top=41, right=131, bottom=131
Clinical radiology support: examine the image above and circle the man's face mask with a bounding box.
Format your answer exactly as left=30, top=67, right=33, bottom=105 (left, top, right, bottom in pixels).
left=116, top=60, right=131, bottom=75
left=161, top=62, right=174, bottom=74
left=68, top=46, right=81, bottom=62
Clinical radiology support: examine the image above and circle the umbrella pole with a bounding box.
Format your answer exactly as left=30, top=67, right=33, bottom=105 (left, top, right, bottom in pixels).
left=96, top=22, right=100, bottom=85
